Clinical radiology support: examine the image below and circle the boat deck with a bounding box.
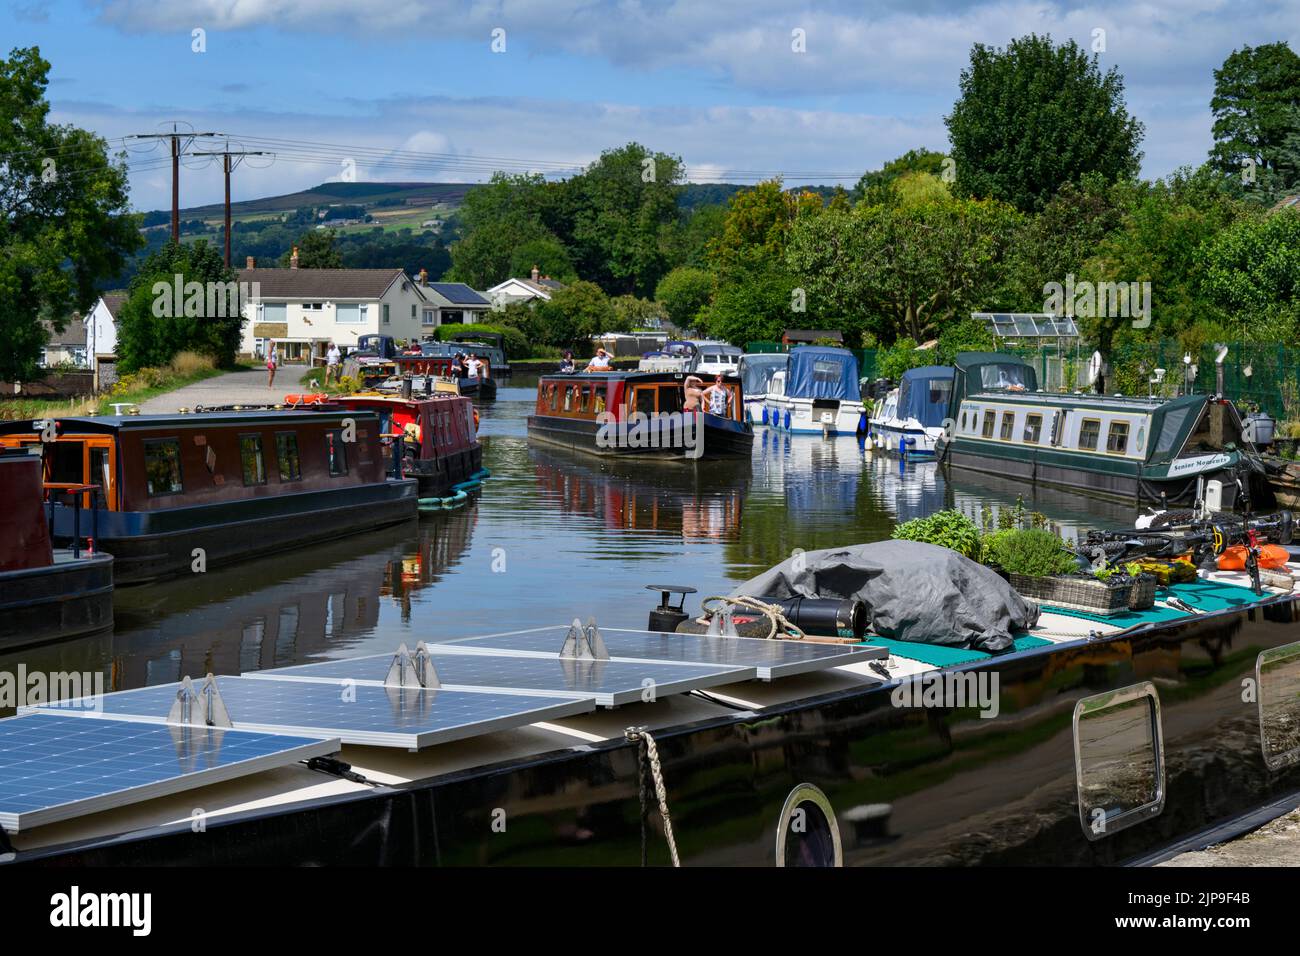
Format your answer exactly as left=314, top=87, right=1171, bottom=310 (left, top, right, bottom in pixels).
left=9, top=563, right=1298, bottom=858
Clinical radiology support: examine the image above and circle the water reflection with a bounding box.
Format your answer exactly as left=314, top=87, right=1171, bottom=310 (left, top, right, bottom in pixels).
left=1, top=387, right=1141, bottom=703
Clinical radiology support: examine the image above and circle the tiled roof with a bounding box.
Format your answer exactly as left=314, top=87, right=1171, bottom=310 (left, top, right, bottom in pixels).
left=237, top=268, right=408, bottom=300
left=42, top=319, right=87, bottom=346
left=100, top=292, right=127, bottom=317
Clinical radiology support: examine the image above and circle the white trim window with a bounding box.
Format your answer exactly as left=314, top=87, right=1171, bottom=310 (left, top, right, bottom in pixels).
left=336, top=303, right=363, bottom=325
left=302, top=302, right=324, bottom=311
left=422, top=309, right=435, bottom=327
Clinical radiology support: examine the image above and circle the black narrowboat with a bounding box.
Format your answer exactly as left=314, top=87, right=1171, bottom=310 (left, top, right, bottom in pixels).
left=0, top=411, right=418, bottom=585
left=0, top=448, right=112, bottom=648
left=528, top=371, right=753, bottom=460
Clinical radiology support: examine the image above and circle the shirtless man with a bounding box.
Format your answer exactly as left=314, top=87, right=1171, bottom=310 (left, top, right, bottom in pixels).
left=682, top=375, right=705, bottom=412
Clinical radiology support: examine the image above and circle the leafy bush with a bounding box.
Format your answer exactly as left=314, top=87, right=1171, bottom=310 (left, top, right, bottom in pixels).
left=980, top=528, right=1077, bottom=577
left=891, top=509, right=982, bottom=558
left=876, top=337, right=932, bottom=381
left=435, top=323, right=529, bottom=359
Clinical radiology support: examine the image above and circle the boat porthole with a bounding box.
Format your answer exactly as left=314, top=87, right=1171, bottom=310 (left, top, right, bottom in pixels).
left=1135, top=425, right=1145, bottom=453
left=775, top=784, right=842, bottom=867
left=1073, top=682, right=1165, bottom=841
left=1257, top=640, right=1300, bottom=771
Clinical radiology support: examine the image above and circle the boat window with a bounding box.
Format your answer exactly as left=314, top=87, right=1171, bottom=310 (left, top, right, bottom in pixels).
left=43, top=440, right=85, bottom=485
left=980, top=363, right=1031, bottom=390
left=775, top=784, right=842, bottom=867
left=1074, top=683, right=1164, bottom=840
left=275, top=432, right=301, bottom=482
left=1107, top=421, right=1130, bottom=454
left=1153, top=406, right=1190, bottom=456
left=548, top=384, right=559, bottom=413
left=1257, top=642, right=1300, bottom=771
left=326, top=430, right=349, bottom=476
left=1079, top=418, right=1101, bottom=451
left=89, top=445, right=113, bottom=508
left=143, top=438, right=184, bottom=497
left=999, top=411, right=1015, bottom=440
left=960, top=410, right=968, bottom=431
left=1135, top=425, right=1146, bottom=453
left=981, top=410, right=996, bottom=438
left=929, top=379, right=953, bottom=408
left=239, top=434, right=267, bottom=486
left=563, top=387, right=573, bottom=412
left=634, top=387, right=657, bottom=416
left=593, top=389, right=606, bottom=414
left=658, top=385, right=684, bottom=414
left=1023, top=414, right=1043, bottom=443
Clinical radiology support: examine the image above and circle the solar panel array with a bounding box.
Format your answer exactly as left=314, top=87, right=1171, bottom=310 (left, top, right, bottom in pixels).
left=0, top=712, right=335, bottom=833
left=248, top=647, right=756, bottom=706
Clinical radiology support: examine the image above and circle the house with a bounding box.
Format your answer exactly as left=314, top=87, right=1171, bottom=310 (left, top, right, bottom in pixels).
left=417, top=277, right=491, bottom=329
left=85, top=292, right=126, bottom=358
left=237, top=254, right=437, bottom=364
left=485, top=266, right=565, bottom=309
left=39, top=318, right=88, bottom=369
left=782, top=329, right=844, bottom=348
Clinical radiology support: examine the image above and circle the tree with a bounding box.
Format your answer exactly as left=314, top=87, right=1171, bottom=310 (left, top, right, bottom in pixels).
left=655, top=266, right=714, bottom=329
left=536, top=280, right=619, bottom=348
left=568, top=143, right=685, bottom=296
left=1200, top=208, right=1300, bottom=339
left=945, top=34, right=1144, bottom=212
left=0, top=47, right=140, bottom=380
left=698, top=267, right=802, bottom=345
left=706, top=179, right=824, bottom=278
left=279, top=229, right=343, bottom=268
left=852, top=149, right=949, bottom=204
left=446, top=172, right=567, bottom=287
left=115, top=240, right=243, bottom=371
left=610, top=295, right=664, bottom=330
left=1209, top=42, right=1300, bottom=200
left=509, top=236, right=576, bottom=282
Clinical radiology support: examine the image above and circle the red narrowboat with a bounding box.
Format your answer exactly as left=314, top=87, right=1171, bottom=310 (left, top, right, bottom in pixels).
left=527, top=371, right=753, bottom=460
left=0, top=410, right=418, bottom=585
left=0, top=447, right=112, bottom=647
left=329, top=393, right=484, bottom=497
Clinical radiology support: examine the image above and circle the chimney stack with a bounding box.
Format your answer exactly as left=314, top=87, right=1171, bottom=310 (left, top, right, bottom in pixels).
left=246, top=256, right=255, bottom=269
left=531, top=264, right=540, bottom=282
left=290, top=247, right=300, bottom=270
left=418, top=267, right=428, bottom=286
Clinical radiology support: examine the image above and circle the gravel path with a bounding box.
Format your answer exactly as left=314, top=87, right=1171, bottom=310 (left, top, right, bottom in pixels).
left=137, top=368, right=300, bottom=414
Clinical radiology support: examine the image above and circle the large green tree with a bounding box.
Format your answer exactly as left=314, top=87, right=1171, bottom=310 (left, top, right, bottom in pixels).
left=0, top=47, right=140, bottom=380
left=654, top=266, right=713, bottom=330
left=115, top=240, right=243, bottom=371
left=1200, top=208, right=1300, bottom=339
left=278, top=228, right=343, bottom=268
left=1209, top=42, right=1300, bottom=200
left=852, top=148, right=950, bottom=205
left=945, top=34, right=1144, bottom=212
left=536, top=280, right=620, bottom=348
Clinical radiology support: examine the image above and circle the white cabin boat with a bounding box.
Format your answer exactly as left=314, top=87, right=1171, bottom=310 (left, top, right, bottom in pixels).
left=760, top=347, right=867, bottom=436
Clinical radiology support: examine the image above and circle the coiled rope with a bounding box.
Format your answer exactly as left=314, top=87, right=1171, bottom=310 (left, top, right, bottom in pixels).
left=699, top=595, right=806, bottom=640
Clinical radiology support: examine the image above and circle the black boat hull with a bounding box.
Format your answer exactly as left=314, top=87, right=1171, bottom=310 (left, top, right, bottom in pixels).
left=0, top=553, right=113, bottom=649
left=13, top=593, right=1300, bottom=865
left=49, top=481, right=419, bottom=585
left=527, top=414, right=754, bottom=461
left=405, top=445, right=483, bottom=498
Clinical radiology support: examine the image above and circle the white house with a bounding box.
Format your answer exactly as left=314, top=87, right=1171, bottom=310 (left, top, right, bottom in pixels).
left=485, top=266, right=565, bottom=309
left=238, top=257, right=437, bottom=363
left=84, top=292, right=126, bottom=359
left=418, top=279, right=491, bottom=328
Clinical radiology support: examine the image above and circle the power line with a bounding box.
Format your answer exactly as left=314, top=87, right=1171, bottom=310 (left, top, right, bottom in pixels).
left=192, top=145, right=273, bottom=265
left=125, top=124, right=220, bottom=241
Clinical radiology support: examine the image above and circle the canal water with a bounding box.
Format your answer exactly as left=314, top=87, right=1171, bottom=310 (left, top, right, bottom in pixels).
left=3, top=385, right=1138, bottom=706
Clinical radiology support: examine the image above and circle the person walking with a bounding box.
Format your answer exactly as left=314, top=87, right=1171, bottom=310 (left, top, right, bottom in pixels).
left=325, top=341, right=341, bottom=386
left=266, top=342, right=278, bottom=389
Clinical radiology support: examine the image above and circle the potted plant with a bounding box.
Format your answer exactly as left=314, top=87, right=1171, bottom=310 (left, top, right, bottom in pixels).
left=891, top=510, right=982, bottom=559
left=983, top=528, right=1134, bottom=616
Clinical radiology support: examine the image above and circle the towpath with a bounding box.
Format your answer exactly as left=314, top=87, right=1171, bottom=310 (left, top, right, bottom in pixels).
left=136, top=368, right=293, bottom=414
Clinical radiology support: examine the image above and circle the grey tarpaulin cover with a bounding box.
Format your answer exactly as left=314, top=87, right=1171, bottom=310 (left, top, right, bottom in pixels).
left=731, top=540, right=1040, bottom=652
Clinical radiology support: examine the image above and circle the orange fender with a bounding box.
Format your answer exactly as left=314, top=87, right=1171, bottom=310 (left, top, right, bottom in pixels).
left=1217, top=544, right=1290, bottom=571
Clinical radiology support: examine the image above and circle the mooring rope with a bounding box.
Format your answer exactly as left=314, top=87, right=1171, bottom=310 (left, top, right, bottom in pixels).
left=625, top=727, right=679, bottom=867
left=699, top=595, right=806, bottom=640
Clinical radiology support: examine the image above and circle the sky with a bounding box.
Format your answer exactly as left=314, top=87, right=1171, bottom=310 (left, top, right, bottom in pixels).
left=5, top=0, right=1299, bottom=212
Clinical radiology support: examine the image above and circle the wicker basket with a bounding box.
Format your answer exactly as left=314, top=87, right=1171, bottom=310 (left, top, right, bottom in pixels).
left=1128, top=574, right=1157, bottom=610
left=1010, top=573, right=1133, bottom=616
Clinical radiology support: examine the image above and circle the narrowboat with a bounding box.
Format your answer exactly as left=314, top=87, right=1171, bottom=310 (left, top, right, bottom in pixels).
left=394, top=350, right=498, bottom=401
left=0, top=447, right=112, bottom=649
left=941, top=352, right=1273, bottom=508
left=0, top=411, right=418, bottom=585
left=739, top=353, right=787, bottom=424
left=5, top=551, right=1300, bottom=867
left=329, top=393, right=484, bottom=498
left=867, top=365, right=955, bottom=457
left=760, top=346, right=868, bottom=435
left=527, top=371, right=753, bottom=460
left=436, top=331, right=512, bottom=380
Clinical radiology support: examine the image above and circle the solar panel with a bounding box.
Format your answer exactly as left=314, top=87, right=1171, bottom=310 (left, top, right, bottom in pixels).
left=440, top=627, right=887, bottom=680
left=32, top=677, right=595, bottom=750
left=0, top=712, right=336, bottom=833
left=245, top=650, right=756, bottom=707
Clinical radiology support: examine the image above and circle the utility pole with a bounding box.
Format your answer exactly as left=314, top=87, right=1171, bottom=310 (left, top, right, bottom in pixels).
left=193, top=146, right=271, bottom=266
left=126, top=125, right=218, bottom=243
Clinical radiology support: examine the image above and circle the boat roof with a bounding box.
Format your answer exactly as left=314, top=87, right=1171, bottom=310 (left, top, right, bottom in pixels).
left=954, top=351, right=1035, bottom=369
left=0, top=409, right=377, bottom=434
left=964, top=390, right=1207, bottom=414
left=538, top=371, right=709, bottom=384
left=901, top=365, right=956, bottom=381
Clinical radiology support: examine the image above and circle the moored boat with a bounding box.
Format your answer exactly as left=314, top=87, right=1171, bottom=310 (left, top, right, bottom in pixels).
left=0, top=411, right=418, bottom=585
left=761, top=346, right=868, bottom=435
left=0, top=447, right=112, bottom=648
left=527, top=370, right=753, bottom=460
left=867, top=365, right=955, bottom=457
left=738, top=352, right=786, bottom=424
left=941, top=352, right=1273, bottom=508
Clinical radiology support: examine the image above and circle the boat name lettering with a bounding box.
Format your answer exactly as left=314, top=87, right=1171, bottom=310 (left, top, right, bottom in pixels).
left=1167, top=453, right=1232, bottom=477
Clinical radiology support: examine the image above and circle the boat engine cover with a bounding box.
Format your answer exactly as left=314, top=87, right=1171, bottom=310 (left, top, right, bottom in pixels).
left=731, top=540, right=1039, bottom=653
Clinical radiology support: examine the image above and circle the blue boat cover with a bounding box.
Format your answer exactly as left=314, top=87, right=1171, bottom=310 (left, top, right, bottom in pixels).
left=785, top=347, right=859, bottom=400
left=897, top=366, right=956, bottom=428
left=740, top=353, right=788, bottom=397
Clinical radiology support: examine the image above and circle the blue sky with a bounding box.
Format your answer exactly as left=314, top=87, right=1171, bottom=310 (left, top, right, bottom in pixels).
left=6, top=1, right=1299, bottom=211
